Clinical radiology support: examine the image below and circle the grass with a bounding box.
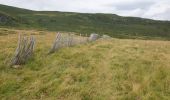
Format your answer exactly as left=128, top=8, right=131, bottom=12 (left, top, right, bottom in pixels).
left=0, top=28, right=170, bottom=99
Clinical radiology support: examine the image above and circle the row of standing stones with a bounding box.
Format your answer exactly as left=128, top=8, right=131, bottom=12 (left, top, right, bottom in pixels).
left=11, top=33, right=111, bottom=68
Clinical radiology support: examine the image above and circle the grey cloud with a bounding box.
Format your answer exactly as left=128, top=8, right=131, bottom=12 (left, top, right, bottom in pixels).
left=111, top=1, right=155, bottom=10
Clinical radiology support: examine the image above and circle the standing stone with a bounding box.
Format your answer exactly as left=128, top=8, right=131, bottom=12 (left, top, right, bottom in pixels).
left=89, top=33, right=99, bottom=41
left=11, top=34, right=36, bottom=66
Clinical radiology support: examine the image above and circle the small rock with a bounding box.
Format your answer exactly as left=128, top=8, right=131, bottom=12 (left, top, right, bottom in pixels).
left=12, top=65, right=21, bottom=69
left=102, top=35, right=111, bottom=39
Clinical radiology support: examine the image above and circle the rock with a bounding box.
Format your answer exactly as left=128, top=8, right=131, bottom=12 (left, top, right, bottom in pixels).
left=12, top=65, right=21, bottom=69
left=89, top=33, right=99, bottom=41
left=0, top=13, right=10, bottom=23
left=101, top=35, right=111, bottom=39
left=11, top=35, right=36, bottom=66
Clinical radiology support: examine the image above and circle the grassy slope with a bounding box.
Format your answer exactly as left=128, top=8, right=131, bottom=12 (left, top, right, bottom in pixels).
left=0, top=4, right=170, bottom=40
left=0, top=28, right=169, bottom=99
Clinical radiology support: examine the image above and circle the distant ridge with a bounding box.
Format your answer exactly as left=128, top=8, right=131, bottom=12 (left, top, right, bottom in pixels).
left=0, top=4, right=170, bottom=40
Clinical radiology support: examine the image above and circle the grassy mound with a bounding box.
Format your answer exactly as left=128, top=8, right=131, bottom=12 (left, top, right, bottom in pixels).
left=0, top=29, right=169, bottom=99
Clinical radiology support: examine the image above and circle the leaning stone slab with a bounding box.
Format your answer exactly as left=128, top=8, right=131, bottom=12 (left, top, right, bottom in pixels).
left=11, top=34, right=36, bottom=66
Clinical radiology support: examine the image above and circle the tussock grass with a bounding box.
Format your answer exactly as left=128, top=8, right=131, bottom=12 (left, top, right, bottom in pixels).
left=0, top=28, right=170, bottom=99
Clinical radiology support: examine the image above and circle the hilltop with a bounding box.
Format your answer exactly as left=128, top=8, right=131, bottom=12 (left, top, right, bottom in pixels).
left=0, top=4, right=170, bottom=40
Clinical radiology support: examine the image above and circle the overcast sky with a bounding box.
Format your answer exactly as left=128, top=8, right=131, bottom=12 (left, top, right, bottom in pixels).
left=0, top=0, right=170, bottom=20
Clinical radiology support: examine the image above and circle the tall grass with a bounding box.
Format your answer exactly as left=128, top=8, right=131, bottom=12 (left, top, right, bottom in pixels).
left=0, top=28, right=169, bottom=99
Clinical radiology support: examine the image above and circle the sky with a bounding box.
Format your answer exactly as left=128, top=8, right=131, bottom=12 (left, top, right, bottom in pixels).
left=0, top=0, right=170, bottom=21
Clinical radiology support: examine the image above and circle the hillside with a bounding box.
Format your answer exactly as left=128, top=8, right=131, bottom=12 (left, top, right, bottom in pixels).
left=0, top=28, right=170, bottom=99
left=0, top=4, right=170, bottom=40
left=0, top=3, right=170, bottom=100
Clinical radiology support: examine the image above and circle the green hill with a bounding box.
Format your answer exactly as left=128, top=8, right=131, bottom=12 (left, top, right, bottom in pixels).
left=0, top=4, right=170, bottom=39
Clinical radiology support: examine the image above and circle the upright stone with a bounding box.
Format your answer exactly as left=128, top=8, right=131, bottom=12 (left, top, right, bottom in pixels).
left=89, top=33, right=99, bottom=41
